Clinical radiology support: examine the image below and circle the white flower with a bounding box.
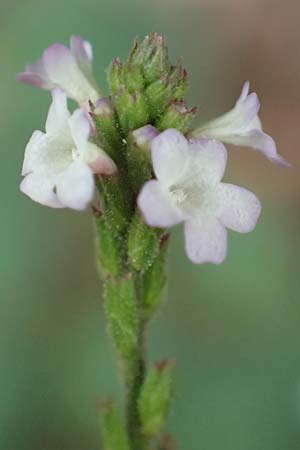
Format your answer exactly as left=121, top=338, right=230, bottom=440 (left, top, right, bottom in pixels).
left=138, top=129, right=261, bottom=264
left=20, top=89, right=117, bottom=210
left=16, top=35, right=100, bottom=106
left=191, top=81, right=289, bottom=166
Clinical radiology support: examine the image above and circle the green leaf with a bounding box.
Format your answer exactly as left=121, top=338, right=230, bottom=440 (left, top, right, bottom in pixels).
left=138, top=360, right=175, bottom=438
left=101, top=400, right=130, bottom=450
left=105, top=275, right=138, bottom=360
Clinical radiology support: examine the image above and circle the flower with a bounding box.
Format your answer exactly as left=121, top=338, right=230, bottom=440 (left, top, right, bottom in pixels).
left=138, top=129, right=261, bottom=264
left=20, top=89, right=117, bottom=210
left=191, top=81, right=288, bottom=166
left=16, top=35, right=100, bottom=106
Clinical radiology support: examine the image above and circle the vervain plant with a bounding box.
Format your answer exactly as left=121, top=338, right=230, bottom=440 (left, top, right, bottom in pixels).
left=17, top=33, right=288, bottom=449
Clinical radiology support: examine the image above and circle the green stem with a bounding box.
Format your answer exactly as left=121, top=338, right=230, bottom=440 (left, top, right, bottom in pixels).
left=126, top=274, right=147, bottom=450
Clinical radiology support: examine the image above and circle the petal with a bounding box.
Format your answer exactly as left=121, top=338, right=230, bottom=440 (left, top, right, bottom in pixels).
left=16, top=58, right=53, bottom=89
left=56, top=160, right=94, bottom=210
left=21, top=130, right=71, bottom=177
left=70, top=35, right=95, bottom=85
left=151, top=129, right=190, bottom=186
left=188, top=138, right=228, bottom=185
left=237, top=80, right=250, bottom=104
left=138, top=180, right=183, bottom=228
left=84, top=143, right=117, bottom=175
left=184, top=219, right=227, bottom=264
left=45, top=88, right=71, bottom=134
left=193, top=82, right=260, bottom=138
left=43, top=43, right=99, bottom=104
left=68, top=108, right=91, bottom=154
left=20, top=172, right=64, bottom=208
left=222, top=128, right=290, bottom=166
left=216, top=183, right=261, bottom=233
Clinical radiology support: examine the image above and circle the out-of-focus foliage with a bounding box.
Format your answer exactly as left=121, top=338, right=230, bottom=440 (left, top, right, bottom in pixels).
left=1, top=0, right=300, bottom=449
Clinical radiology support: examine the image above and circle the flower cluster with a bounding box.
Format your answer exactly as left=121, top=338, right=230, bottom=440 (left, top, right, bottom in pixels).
left=18, top=34, right=287, bottom=264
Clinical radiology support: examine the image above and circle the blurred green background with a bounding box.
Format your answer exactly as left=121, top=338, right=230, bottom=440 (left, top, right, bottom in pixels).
left=1, top=0, right=300, bottom=449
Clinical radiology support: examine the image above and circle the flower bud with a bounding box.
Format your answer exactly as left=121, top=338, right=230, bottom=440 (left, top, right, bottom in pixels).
left=157, top=101, right=197, bottom=134
left=94, top=97, right=114, bottom=117
left=169, top=62, right=188, bottom=100
left=122, top=62, right=144, bottom=93
left=115, top=88, right=149, bottom=134
left=107, top=57, right=123, bottom=94
left=131, top=125, right=159, bottom=153
left=130, top=33, right=170, bottom=84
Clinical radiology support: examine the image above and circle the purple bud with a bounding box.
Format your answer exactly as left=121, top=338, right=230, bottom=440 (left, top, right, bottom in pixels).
left=132, top=125, right=159, bottom=152
left=94, top=97, right=114, bottom=117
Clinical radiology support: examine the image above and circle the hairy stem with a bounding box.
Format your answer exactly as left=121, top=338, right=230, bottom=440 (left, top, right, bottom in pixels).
left=126, top=274, right=147, bottom=450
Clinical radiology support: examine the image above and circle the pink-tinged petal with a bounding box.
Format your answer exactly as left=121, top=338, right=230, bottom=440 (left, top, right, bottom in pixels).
left=16, top=58, right=53, bottom=89
left=151, top=129, right=190, bottom=186
left=70, top=35, right=100, bottom=97
left=192, top=82, right=260, bottom=138
left=188, top=138, right=228, bottom=185
left=20, top=172, right=64, bottom=208
left=56, top=160, right=94, bottom=210
left=184, top=219, right=227, bottom=264
left=68, top=108, right=91, bottom=154
left=138, top=179, right=183, bottom=228
left=70, top=35, right=93, bottom=70
left=216, top=183, right=261, bottom=233
left=85, top=143, right=117, bottom=175
left=16, top=73, right=51, bottom=89
left=226, top=129, right=290, bottom=166
left=46, top=88, right=71, bottom=134
left=43, top=43, right=99, bottom=104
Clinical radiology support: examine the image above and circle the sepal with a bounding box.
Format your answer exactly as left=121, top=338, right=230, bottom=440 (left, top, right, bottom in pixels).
left=115, top=88, right=149, bottom=134
left=157, top=101, right=197, bottom=133
left=107, top=57, right=123, bottom=95
left=90, top=98, right=120, bottom=161
left=105, top=274, right=138, bottom=360
left=101, top=399, right=130, bottom=450
left=95, top=215, right=123, bottom=277
left=138, top=359, right=175, bottom=438
left=127, top=212, right=161, bottom=271
left=142, top=237, right=168, bottom=320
